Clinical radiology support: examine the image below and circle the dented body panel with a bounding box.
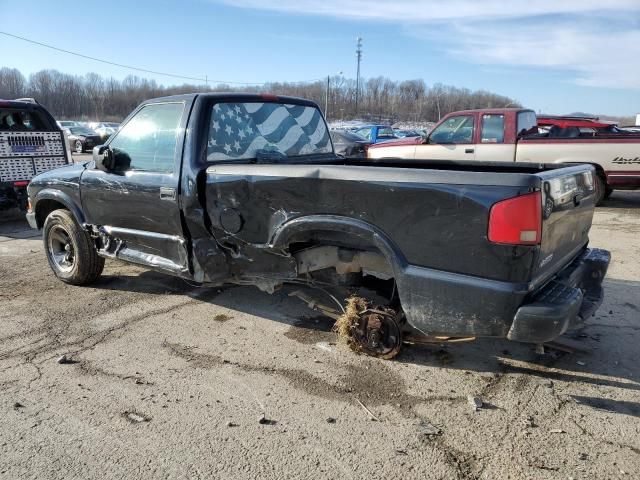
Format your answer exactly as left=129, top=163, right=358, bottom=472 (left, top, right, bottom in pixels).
left=27, top=93, right=610, bottom=343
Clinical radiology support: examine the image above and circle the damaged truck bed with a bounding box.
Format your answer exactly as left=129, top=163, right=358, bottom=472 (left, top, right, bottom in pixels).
left=25, top=93, right=610, bottom=358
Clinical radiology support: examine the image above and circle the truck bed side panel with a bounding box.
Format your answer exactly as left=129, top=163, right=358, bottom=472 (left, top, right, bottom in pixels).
left=205, top=164, right=538, bottom=283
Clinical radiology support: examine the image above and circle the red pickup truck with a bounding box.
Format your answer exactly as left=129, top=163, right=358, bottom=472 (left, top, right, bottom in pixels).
left=368, top=108, right=640, bottom=204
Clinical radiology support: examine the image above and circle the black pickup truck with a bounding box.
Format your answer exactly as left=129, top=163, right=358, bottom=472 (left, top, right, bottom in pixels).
left=25, top=93, right=610, bottom=357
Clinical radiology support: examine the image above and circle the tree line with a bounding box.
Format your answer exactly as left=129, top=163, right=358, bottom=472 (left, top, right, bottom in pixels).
left=0, top=66, right=521, bottom=123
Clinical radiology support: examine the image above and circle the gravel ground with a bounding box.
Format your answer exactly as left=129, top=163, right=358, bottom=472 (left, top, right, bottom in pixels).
left=0, top=192, right=639, bottom=480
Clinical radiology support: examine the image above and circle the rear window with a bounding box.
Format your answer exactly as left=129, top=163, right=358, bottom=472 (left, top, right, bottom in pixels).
left=0, top=109, right=50, bottom=131
left=481, top=114, right=505, bottom=143
left=517, top=111, right=537, bottom=136
left=207, top=102, right=332, bottom=161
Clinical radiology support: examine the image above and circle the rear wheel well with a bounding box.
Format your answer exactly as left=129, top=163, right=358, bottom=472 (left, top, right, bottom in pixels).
left=288, top=235, right=398, bottom=302
left=35, top=200, right=68, bottom=228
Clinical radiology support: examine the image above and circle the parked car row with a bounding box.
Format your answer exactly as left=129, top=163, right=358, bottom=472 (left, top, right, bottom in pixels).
left=332, top=124, right=425, bottom=145
left=55, top=119, right=121, bottom=153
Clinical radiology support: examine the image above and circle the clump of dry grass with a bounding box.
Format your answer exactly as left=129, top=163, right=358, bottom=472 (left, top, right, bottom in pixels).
left=333, top=296, right=369, bottom=351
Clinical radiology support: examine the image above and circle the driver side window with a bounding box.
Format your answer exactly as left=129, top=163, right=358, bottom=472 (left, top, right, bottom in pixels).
left=430, top=115, right=474, bottom=144
left=109, top=102, right=184, bottom=173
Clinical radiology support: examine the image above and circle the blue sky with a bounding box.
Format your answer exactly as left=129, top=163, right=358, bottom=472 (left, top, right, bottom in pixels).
left=1, top=0, right=639, bottom=116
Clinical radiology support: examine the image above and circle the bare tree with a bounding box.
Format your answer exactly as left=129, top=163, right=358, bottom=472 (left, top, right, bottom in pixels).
left=0, top=67, right=522, bottom=123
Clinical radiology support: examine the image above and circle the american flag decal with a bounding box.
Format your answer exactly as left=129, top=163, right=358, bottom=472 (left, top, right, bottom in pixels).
left=207, top=102, right=332, bottom=161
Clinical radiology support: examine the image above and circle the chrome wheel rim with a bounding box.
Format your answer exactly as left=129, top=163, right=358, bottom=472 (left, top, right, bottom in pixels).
left=75, top=141, right=83, bottom=153
left=48, top=225, right=75, bottom=272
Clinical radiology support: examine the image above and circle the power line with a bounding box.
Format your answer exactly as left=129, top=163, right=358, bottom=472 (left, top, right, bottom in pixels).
left=0, top=31, right=323, bottom=86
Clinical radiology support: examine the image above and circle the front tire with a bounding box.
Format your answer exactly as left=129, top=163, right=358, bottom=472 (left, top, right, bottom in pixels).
left=43, top=209, right=104, bottom=285
left=594, top=174, right=607, bottom=206
left=74, top=140, right=83, bottom=154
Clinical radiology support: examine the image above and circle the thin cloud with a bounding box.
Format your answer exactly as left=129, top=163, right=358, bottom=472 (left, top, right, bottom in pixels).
left=216, top=0, right=640, bottom=22
left=215, top=0, right=640, bottom=89
left=419, top=18, right=640, bottom=89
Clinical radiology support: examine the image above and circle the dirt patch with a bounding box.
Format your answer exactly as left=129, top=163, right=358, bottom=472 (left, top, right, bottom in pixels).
left=283, top=315, right=335, bottom=344
left=213, top=313, right=233, bottom=322
left=162, top=340, right=458, bottom=412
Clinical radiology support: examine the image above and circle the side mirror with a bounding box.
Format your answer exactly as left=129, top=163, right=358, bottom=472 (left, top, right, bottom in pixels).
left=93, top=145, right=113, bottom=171
left=93, top=145, right=130, bottom=172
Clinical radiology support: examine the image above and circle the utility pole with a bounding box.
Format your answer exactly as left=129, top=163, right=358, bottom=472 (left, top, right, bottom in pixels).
left=355, top=37, right=362, bottom=117
left=325, top=75, right=330, bottom=119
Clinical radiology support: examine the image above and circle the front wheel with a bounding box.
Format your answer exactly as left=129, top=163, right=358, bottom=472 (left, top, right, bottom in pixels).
left=43, top=209, right=104, bottom=285
left=594, top=174, right=607, bottom=206
left=74, top=140, right=83, bottom=154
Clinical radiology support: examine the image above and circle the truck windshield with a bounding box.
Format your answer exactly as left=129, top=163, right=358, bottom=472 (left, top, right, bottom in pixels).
left=206, top=102, right=332, bottom=161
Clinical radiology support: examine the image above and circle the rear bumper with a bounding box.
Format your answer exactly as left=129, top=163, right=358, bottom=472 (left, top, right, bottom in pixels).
left=507, top=248, right=610, bottom=343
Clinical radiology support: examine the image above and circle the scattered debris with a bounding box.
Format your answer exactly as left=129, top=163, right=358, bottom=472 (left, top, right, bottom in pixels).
left=258, top=414, right=276, bottom=425
left=315, top=342, right=333, bottom=352
left=549, top=428, right=566, bottom=434
left=418, top=420, right=441, bottom=436
left=56, top=354, right=75, bottom=365
left=355, top=398, right=379, bottom=422
left=578, top=452, right=588, bottom=461
left=123, top=410, right=151, bottom=423
left=523, top=415, right=536, bottom=428
left=13, top=402, right=24, bottom=409
left=467, top=395, right=483, bottom=412
left=396, top=449, right=408, bottom=455
left=326, top=417, right=336, bottom=424
left=226, top=421, right=238, bottom=427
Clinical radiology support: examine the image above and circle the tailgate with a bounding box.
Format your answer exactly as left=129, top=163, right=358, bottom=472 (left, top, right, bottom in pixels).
left=0, top=131, right=69, bottom=182
left=532, top=164, right=597, bottom=287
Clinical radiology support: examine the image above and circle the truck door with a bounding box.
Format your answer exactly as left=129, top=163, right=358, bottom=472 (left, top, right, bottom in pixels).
left=80, top=102, right=189, bottom=275
left=474, top=113, right=517, bottom=162
left=416, top=114, right=476, bottom=160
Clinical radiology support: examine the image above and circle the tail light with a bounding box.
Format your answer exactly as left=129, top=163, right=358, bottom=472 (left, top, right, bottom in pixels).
left=13, top=181, right=29, bottom=187
left=488, top=191, right=542, bottom=245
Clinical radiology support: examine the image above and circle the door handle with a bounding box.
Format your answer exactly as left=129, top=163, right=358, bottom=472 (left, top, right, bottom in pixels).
left=160, top=187, right=176, bottom=201
left=465, top=148, right=474, bottom=154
